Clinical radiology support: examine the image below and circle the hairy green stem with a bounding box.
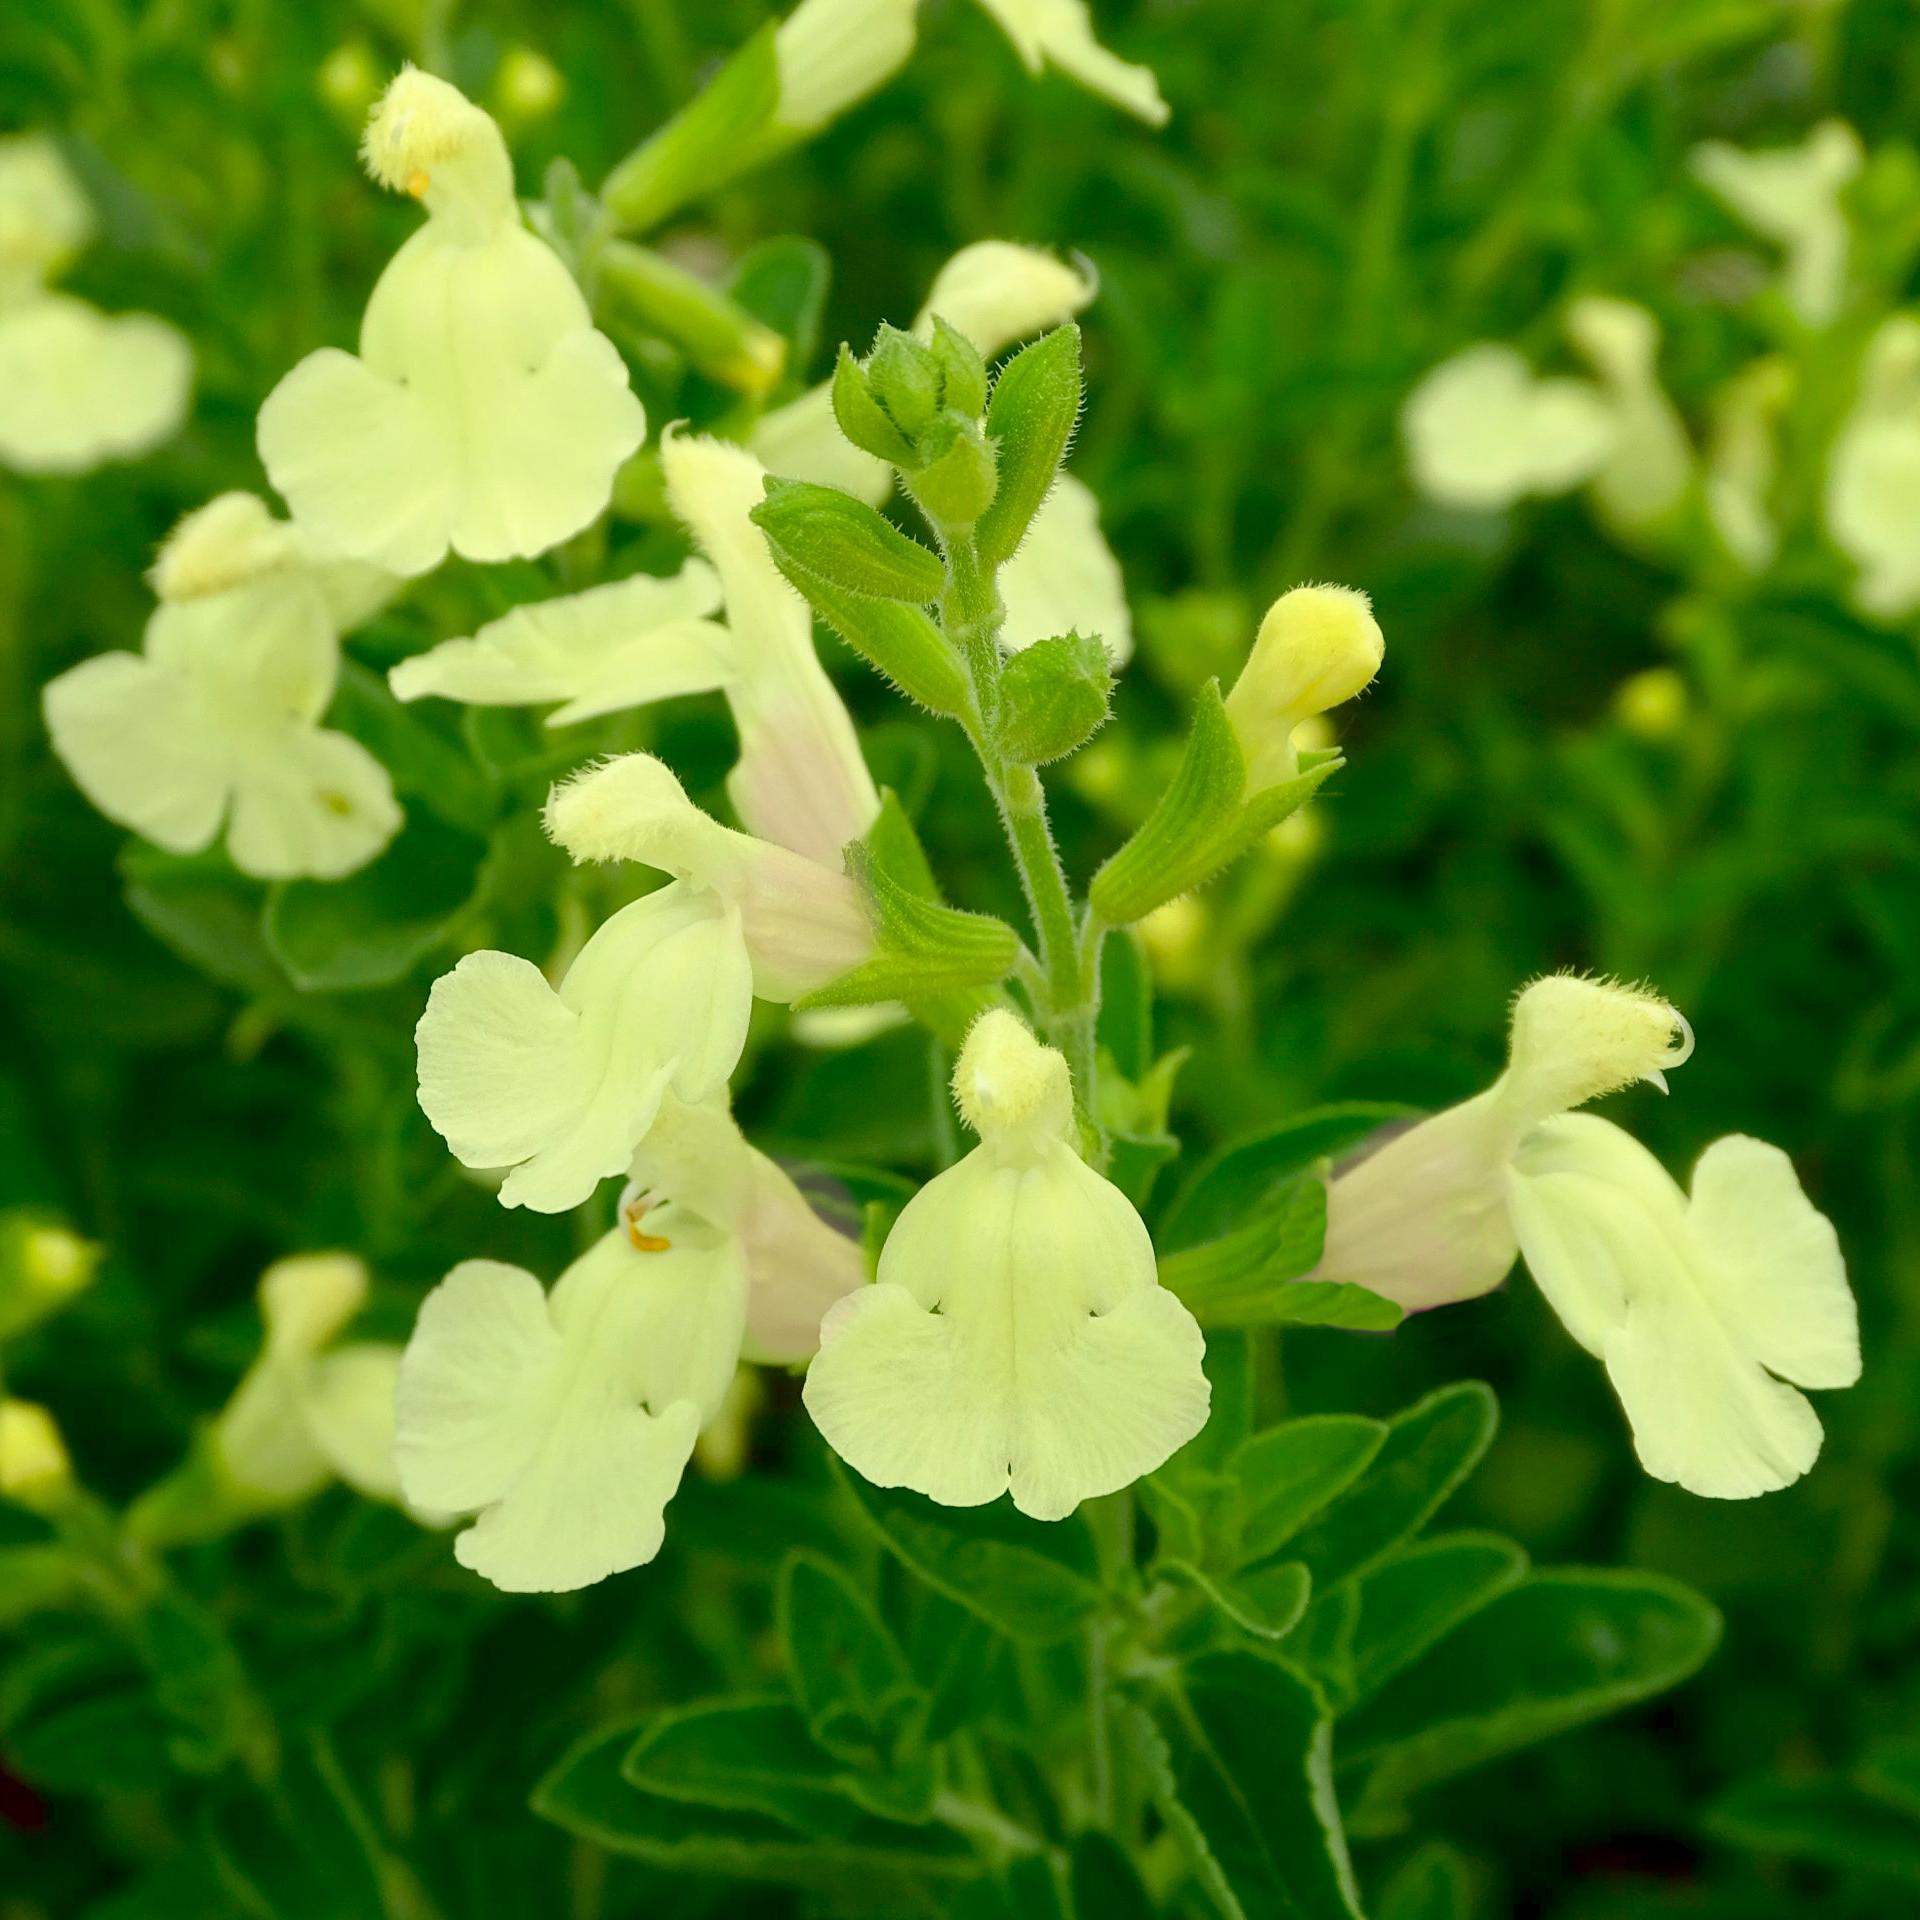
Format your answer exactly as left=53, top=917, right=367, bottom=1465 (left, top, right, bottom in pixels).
left=938, top=526, right=1102, bottom=1129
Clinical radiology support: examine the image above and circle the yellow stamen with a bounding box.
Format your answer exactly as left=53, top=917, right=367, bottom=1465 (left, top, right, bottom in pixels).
left=406, top=169, right=431, bottom=198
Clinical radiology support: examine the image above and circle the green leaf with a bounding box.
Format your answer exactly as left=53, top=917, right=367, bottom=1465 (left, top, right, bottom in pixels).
left=997, top=630, right=1113, bottom=765
left=534, top=1715, right=972, bottom=1890
left=1159, top=1176, right=1396, bottom=1329
left=263, top=813, right=486, bottom=993
left=7, top=1684, right=177, bottom=1794
left=1376, top=1842, right=1477, bottom=1920
left=730, top=235, right=831, bottom=368
left=1289, top=1383, right=1498, bottom=1592
left=929, top=316, right=989, bottom=418
left=1163, top=1103, right=1411, bottom=1250
left=120, top=845, right=280, bottom=996
left=0, top=1544, right=79, bottom=1626
left=621, top=1697, right=871, bottom=1836
left=1163, top=1559, right=1313, bottom=1642
left=778, top=1551, right=926, bottom=1771
left=772, top=548, right=969, bottom=715
left=753, top=477, right=946, bottom=602
left=600, top=22, right=782, bottom=231
left=1069, top=1831, right=1158, bottom=1920
left=793, top=840, right=1019, bottom=1012
left=1341, top=1532, right=1530, bottom=1708
left=1707, top=1773, right=1920, bottom=1885
left=1231, top=1415, right=1388, bottom=1568
left=977, top=325, right=1083, bottom=567
left=1091, top=685, right=1342, bottom=926
left=1343, top=1570, right=1722, bottom=1824
left=1128, top=1652, right=1364, bottom=1920
left=834, top=1458, right=1102, bottom=1644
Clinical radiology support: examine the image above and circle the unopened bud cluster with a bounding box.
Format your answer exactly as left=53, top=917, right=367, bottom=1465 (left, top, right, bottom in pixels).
left=833, top=319, right=999, bottom=523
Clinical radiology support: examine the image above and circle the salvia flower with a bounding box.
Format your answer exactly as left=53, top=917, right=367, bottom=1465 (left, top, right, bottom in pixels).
left=395, top=1226, right=747, bottom=1592
left=1319, top=973, right=1694, bottom=1313
left=0, top=134, right=191, bottom=474
left=804, top=1010, right=1209, bottom=1519
left=543, top=751, right=874, bottom=1002
left=258, top=68, right=645, bottom=575
left=1319, top=975, right=1858, bottom=1497
left=1564, top=296, right=1692, bottom=536
left=389, top=561, right=734, bottom=726
left=43, top=492, right=401, bottom=880
left=662, top=431, right=880, bottom=864
left=414, top=886, right=753, bottom=1213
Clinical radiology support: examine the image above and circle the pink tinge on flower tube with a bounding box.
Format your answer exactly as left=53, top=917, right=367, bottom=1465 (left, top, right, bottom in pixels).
left=1314, top=973, right=1694, bottom=1312
left=660, top=430, right=880, bottom=867
left=543, top=751, right=874, bottom=1003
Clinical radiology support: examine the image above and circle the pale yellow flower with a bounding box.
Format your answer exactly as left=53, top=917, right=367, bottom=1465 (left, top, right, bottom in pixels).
left=396, top=1226, right=746, bottom=1591
left=258, top=68, right=644, bottom=575
left=805, top=1010, right=1209, bottom=1519
left=971, top=0, right=1169, bottom=125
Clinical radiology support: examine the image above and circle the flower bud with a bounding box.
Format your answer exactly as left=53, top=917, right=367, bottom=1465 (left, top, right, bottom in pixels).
left=904, top=417, right=998, bottom=526
left=493, top=48, right=564, bottom=126
left=317, top=42, right=382, bottom=124
left=1223, top=585, right=1383, bottom=794
left=0, top=1400, right=73, bottom=1513
left=0, top=1211, right=100, bottom=1341
left=774, top=0, right=917, bottom=133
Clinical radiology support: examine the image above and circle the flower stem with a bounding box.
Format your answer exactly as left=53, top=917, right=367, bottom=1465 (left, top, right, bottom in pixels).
left=939, top=526, right=1103, bottom=1139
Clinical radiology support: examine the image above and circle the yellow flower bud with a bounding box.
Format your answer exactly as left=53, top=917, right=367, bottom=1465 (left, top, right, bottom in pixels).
left=1615, top=666, right=1689, bottom=741
left=0, top=1400, right=73, bottom=1512
left=318, top=42, right=382, bottom=122
left=494, top=49, right=564, bottom=125
left=1224, top=584, right=1383, bottom=794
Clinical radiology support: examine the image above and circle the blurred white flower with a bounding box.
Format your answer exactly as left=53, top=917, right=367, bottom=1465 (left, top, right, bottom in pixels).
left=0, top=135, right=191, bottom=474
left=43, top=492, right=401, bottom=880
left=1402, top=343, right=1616, bottom=511
left=1692, top=120, right=1860, bottom=328
left=1826, top=316, right=1920, bottom=618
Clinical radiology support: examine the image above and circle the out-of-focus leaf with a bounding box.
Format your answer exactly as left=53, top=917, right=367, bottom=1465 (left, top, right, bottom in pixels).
left=263, top=813, right=487, bottom=992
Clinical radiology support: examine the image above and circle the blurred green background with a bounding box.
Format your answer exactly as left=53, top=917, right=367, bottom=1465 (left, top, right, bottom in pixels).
left=4, top=0, right=1919, bottom=1914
